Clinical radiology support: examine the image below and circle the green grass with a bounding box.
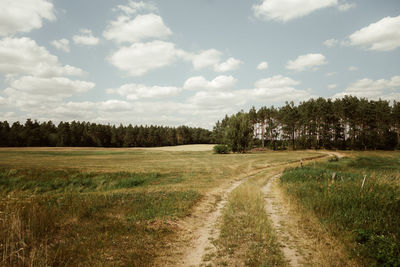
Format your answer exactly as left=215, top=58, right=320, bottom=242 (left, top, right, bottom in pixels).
left=215, top=173, right=286, bottom=266
left=0, top=147, right=321, bottom=266
left=0, top=168, right=169, bottom=193
left=1, top=190, right=200, bottom=266
left=281, top=154, right=400, bottom=266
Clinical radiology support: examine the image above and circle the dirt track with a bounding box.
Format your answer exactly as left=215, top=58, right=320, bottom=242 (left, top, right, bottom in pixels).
left=159, top=151, right=345, bottom=266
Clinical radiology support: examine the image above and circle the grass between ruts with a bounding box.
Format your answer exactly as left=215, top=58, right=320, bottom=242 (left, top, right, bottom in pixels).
left=280, top=152, right=400, bottom=266
left=214, top=170, right=286, bottom=267
left=0, top=147, right=320, bottom=266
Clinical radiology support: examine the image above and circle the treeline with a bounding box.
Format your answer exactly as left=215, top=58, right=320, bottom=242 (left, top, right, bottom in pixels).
left=0, top=120, right=213, bottom=147
left=214, top=96, right=400, bottom=151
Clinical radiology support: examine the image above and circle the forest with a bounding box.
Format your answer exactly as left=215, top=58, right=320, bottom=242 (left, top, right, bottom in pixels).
left=214, top=96, right=400, bottom=151
left=0, top=120, right=213, bottom=147
left=1, top=96, right=399, bottom=150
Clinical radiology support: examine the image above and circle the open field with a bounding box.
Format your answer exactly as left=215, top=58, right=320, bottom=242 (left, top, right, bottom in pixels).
left=281, top=151, right=400, bottom=266
left=0, top=146, right=321, bottom=266
left=1, top=147, right=398, bottom=266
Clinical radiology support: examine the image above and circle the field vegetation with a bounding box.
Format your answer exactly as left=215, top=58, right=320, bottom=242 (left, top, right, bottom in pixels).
left=214, top=170, right=286, bottom=266
left=280, top=152, right=400, bottom=266
left=0, top=147, right=319, bottom=266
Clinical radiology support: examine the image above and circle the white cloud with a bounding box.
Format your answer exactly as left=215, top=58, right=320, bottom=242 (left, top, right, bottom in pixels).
left=73, top=29, right=99, bottom=46
left=191, top=49, right=222, bottom=70
left=0, top=37, right=84, bottom=77
left=187, top=75, right=312, bottom=109
left=348, top=15, right=400, bottom=51
left=187, top=91, right=246, bottom=109
left=107, top=83, right=181, bottom=100
left=0, top=0, right=55, bottom=36
left=7, top=76, right=94, bottom=97
left=286, top=53, right=327, bottom=71
left=257, top=61, right=269, bottom=70
left=103, top=14, right=172, bottom=43
left=247, top=75, right=312, bottom=102
left=337, top=2, right=356, bottom=12
left=348, top=66, right=358, bottom=71
left=108, top=42, right=240, bottom=76
left=51, top=39, right=70, bottom=52
left=108, top=41, right=187, bottom=76
left=113, top=1, right=157, bottom=15
left=190, top=49, right=241, bottom=72
left=253, top=0, right=337, bottom=22
left=4, top=76, right=95, bottom=110
left=214, top=57, right=242, bottom=72
left=323, top=38, right=338, bottom=47
left=183, top=75, right=237, bottom=91
left=328, top=84, right=337, bottom=89
left=333, top=76, right=400, bottom=99
left=255, top=75, right=300, bottom=88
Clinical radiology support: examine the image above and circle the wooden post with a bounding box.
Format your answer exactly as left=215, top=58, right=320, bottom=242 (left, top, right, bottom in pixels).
left=361, top=174, right=367, bottom=188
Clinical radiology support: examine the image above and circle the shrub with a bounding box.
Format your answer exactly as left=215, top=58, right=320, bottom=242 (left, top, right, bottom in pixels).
left=213, top=144, right=229, bottom=154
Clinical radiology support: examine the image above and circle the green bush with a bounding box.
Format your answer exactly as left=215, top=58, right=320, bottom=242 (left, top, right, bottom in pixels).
left=213, top=144, right=229, bottom=154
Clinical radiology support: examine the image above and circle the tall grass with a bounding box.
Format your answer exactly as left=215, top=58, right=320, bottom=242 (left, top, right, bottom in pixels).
left=281, top=155, right=400, bottom=266
left=0, top=168, right=168, bottom=194
left=216, top=179, right=285, bottom=266
left=0, top=166, right=200, bottom=266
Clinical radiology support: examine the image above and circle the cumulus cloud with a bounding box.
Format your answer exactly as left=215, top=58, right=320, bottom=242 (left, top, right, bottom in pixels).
left=348, top=15, right=400, bottom=51
left=103, top=14, right=172, bottom=43
left=348, top=66, right=358, bottom=71
left=323, top=38, right=338, bottom=47
left=4, top=76, right=95, bottom=109
left=108, top=41, right=187, bottom=76
left=257, top=61, right=269, bottom=70
left=253, top=0, right=337, bottom=22
left=328, top=84, right=337, bottom=89
left=73, top=29, right=100, bottom=46
left=183, top=75, right=237, bottom=91
left=191, top=49, right=222, bottom=70
left=286, top=53, right=327, bottom=71
left=250, top=78, right=312, bottom=102
left=187, top=75, right=312, bottom=109
left=254, top=75, right=300, bottom=88
left=113, top=1, right=157, bottom=15
left=7, top=76, right=94, bottom=97
left=214, top=58, right=242, bottom=72
left=333, top=76, right=400, bottom=99
left=0, top=37, right=84, bottom=77
left=0, top=0, right=55, bottom=36
left=51, top=39, right=70, bottom=52
left=107, top=83, right=181, bottom=100
left=108, top=42, right=240, bottom=76
left=190, top=49, right=241, bottom=72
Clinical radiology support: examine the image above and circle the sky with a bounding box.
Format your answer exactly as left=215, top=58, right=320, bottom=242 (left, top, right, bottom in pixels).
left=0, top=0, right=399, bottom=129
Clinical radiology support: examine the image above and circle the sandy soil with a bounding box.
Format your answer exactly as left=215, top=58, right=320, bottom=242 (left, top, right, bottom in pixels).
left=263, top=174, right=309, bottom=266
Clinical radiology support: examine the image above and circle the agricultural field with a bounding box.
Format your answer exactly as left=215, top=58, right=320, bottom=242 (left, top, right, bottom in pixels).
left=0, top=146, right=320, bottom=266
left=0, top=146, right=398, bottom=266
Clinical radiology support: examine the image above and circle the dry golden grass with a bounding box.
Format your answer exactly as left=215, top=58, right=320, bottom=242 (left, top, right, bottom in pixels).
left=0, top=146, right=322, bottom=266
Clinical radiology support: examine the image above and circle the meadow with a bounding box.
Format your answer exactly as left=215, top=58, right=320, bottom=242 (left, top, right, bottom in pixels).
left=280, top=151, right=400, bottom=266
left=0, top=146, right=320, bottom=266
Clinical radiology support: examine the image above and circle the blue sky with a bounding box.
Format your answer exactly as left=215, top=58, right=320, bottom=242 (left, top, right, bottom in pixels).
left=0, top=0, right=399, bottom=128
